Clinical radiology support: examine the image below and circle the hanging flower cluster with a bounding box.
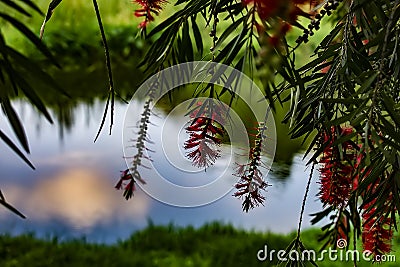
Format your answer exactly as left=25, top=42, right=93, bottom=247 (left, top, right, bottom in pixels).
left=115, top=168, right=147, bottom=199
left=133, top=0, right=168, bottom=29
left=359, top=176, right=395, bottom=258
left=115, top=88, right=155, bottom=199
left=317, top=126, right=395, bottom=256
left=318, top=126, right=356, bottom=208
left=362, top=198, right=394, bottom=257
left=243, top=0, right=316, bottom=45
left=184, top=101, right=226, bottom=169
left=234, top=123, right=270, bottom=212
left=242, top=0, right=280, bottom=20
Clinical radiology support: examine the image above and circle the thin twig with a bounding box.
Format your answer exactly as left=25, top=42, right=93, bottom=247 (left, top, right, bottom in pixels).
left=93, top=0, right=115, bottom=142
left=297, top=161, right=316, bottom=240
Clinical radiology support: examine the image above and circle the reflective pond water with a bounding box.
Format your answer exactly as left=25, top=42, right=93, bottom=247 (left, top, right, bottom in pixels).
left=0, top=98, right=324, bottom=244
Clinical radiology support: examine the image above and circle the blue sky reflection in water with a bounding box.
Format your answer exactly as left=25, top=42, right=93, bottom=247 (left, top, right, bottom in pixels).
left=0, top=101, right=323, bottom=244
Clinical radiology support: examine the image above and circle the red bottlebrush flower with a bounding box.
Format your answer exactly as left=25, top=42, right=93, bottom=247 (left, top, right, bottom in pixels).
left=234, top=123, right=270, bottom=212
left=318, top=126, right=356, bottom=208
left=362, top=200, right=393, bottom=257
left=115, top=169, right=132, bottom=190
left=242, top=0, right=312, bottom=23
left=242, top=0, right=280, bottom=20
left=184, top=101, right=226, bottom=169
left=234, top=170, right=269, bottom=212
left=133, top=0, right=167, bottom=29
left=116, top=87, right=155, bottom=200
left=186, top=138, right=221, bottom=168
left=243, top=1, right=313, bottom=51
left=115, top=169, right=147, bottom=200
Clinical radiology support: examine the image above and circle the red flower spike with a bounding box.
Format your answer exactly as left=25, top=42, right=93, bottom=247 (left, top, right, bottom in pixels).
left=115, top=169, right=147, bottom=200
left=186, top=139, right=220, bottom=168
left=362, top=200, right=393, bottom=257
left=242, top=0, right=312, bottom=24
left=123, top=179, right=136, bottom=200
left=234, top=123, right=270, bottom=212
left=242, top=0, right=280, bottom=20
left=133, top=0, right=167, bottom=29
left=116, top=88, right=155, bottom=200
left=243, top=1, right=314, bottom=52
left=184, top=102, right=227, bottom=169
left=318, top=126, right=356, bottom=208
left=115, top=169, right=132, bottom=190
